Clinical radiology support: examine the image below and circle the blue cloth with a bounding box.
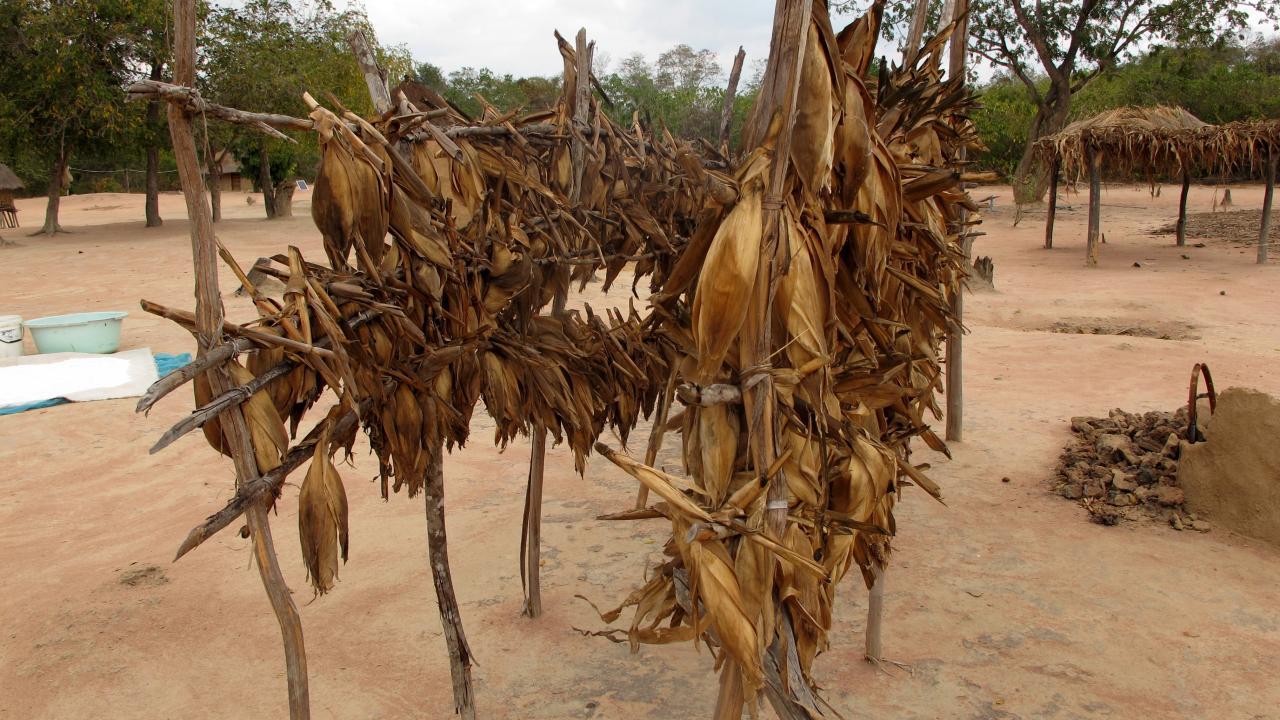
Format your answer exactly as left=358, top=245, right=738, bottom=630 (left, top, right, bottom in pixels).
left=0, top=352, right=192, bottom=416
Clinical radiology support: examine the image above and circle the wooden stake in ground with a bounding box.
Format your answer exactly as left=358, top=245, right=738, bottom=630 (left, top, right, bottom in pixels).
left=944, top=0, right=969, bottom=443
left=717, top=47, right=747, bottom=152
left=522, top=422, right=547, bottom=618
left=166, top=1, right=309, bottom=717
left=1086, top=145, right=1102, bottom=267
left=864, top=565, right=885, bottom=661
left=1176, top=170, right=1191, bottom=248
left=425, top=448, right=477, bottom=719
left=1259, top=147, right=1276, bottom=264
left=1045, top=157, right=1059, bottom=249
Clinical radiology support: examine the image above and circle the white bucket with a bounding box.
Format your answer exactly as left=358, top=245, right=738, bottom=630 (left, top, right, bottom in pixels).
left=0, top=315, right=23, bottom=359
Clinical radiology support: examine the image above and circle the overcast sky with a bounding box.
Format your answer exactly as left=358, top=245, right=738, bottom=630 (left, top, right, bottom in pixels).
left=355, top=0, right=887, bottom=80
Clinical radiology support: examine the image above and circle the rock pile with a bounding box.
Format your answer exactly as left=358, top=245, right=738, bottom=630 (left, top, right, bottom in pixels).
left=1053, top=408, right=1211, bottom=530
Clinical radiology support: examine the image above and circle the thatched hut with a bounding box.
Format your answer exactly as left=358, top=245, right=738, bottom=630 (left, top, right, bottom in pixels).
left=1036, top=106, right=1208, bottom=264
left=1037, top=107, right=1280, bottom=265
left=0, top=162, right=23, bottom=229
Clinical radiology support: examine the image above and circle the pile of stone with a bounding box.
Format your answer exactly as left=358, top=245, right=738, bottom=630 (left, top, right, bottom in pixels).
left=1054, top=408, right=1210, bottom=530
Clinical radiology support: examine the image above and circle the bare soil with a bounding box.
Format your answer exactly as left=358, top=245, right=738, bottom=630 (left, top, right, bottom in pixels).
left=1, top=184, right=1279, bottom=719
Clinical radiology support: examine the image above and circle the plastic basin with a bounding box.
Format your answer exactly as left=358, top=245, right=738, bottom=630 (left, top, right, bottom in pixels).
left=24, top=311, right=128, bottom=354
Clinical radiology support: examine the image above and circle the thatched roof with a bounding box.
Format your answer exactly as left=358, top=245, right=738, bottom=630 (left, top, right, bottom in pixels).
left=1037, top=106, right=1280, bottom=180
left=1036, top=106, right=1209, bottom=179
left=0, top=163, right=23, bottom=191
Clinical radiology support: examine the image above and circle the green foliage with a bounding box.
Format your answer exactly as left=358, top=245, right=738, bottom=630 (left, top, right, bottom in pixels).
left=0, top=0, right=154, bottom=184
left=969, top=79, right=1040, bottom=177
left=201, top=0, right=402, bottom=188
left=438, top=67, right=561, bottom=118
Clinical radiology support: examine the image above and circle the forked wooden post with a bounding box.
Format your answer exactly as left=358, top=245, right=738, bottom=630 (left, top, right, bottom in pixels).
left=519, top=28, right=595, bottom=617
left=717, top=47, right=747, bottom=152
left=1045, top=157, right=1059, bottom=249
left=1176, top=170, right=1191, bottom=247
left=943, top=0, right=969, bottom=443
left=1086, top=145, right=1102, bottom=266
left=167, top=1, right=309, bottom=717
left=1259, top=146, right=1276, bottom=264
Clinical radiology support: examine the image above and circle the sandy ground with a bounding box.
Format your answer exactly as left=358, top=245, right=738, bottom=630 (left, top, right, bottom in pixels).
left=1, top=183, right=1278, bottom=720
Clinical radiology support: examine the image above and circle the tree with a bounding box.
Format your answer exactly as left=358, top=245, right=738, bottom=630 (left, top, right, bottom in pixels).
left=0, top=0, right=140, bottom=234
left=655, top=44, right=723, bottom=90
left=202, top=0, right=407, bottom=218
left=857, top=0, right=1280, bottom=202
left=126, top=0, right=174, bottom=228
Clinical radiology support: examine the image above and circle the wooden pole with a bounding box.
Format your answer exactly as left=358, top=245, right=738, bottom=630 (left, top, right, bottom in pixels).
left=864, top=565, right=885, bottom=661
left=347, top=30, right=392, bottom=115
left=1044, top=157, right=1059, bottom=249
left=1176, top=171, right=1191, bottom=247
left=568, top=29, right=594, bottom=205
left=521, top=423, right=547, bottom=618
left=425, top=448, right=477, bottom=719
left=1086, top=145, right=1102, bottom=267
left=903, top=0, right=933, bottom=66
left=1259, top=147, right=1275, bottom=264
left=634, top=367, right=679, bottom=509
left=714, top=1, right=811, bottom=716
left=167, top=1, right=309, bottom=717
left=717, top=47, right=747, bottom=152
left=943, top=0, right=969, bottom=443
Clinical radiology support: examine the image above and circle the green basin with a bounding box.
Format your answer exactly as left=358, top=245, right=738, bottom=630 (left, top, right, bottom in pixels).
left=24, top=311, right=129, bottom=354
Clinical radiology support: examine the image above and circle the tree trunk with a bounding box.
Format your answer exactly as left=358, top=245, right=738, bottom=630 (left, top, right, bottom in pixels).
left=145, top=145, right=163, bottom=227
left=1045, top=157, right=1060, bottom=248
left=273, top=180, right=295, bottom=219
left=37, top=140, right=69, bottom=235
left=145, top=61, right=163, bottom=228
left=258, top=142, right=277, bottom=219
left=1013, top=87, right=1072, bottom=205
left=208, top=149, right=223, bottom=223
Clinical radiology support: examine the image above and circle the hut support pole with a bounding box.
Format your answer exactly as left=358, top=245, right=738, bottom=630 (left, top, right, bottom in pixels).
left=425, top=447, right=477, bottom=719
left=1260, top=148, right=1276, bottom=264
left=944, top=0, right=969, bottom=443
left=1176, top=171, right=1191, bottom=247
left=1086, top=146, right=1102, bottom=267
left=1045, top=158, right=1059, bottom=249
left=167, top=1, right=309, bottom=717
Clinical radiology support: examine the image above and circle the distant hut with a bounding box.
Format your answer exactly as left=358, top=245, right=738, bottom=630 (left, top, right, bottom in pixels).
left=1037, top=107, right=1280, bottom=265
left=1036, top=106, right=1209, bottom=264
left=0, top=162, right=23, bottom=228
